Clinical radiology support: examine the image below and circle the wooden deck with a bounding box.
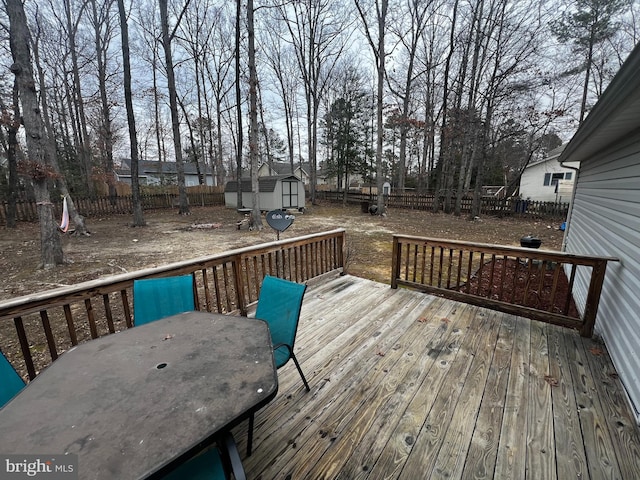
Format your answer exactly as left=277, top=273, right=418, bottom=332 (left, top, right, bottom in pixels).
left=234, top=273, right=640, bottom=479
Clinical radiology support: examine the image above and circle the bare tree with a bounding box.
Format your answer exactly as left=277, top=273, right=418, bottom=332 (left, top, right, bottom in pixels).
left=261, top=13, right=300, bottom=175
left=159, top=0, right=191, bottom=214
left=277, top=0, right=353, bottom=205
left=235, top=0, right=244, bottom=210
left=117, top=0, right=145, bottom=226
left=247, top=0, right=263, bottom=230
left=7, top=0, right=64, bottom=267
left=0, top=81, right=20, bottom=229
left=387, top=0, right=434, bottom=193
left=88, top=0, right=118, bottom=203
left=30, top=5, right=90, bottom=235
left=61, top=0, right=94, bottom=196
left=176, top=0, right=216, bottom=184
left=355, top=0, right=389, bottom=215
left=203, top=4, right=235, bottom=186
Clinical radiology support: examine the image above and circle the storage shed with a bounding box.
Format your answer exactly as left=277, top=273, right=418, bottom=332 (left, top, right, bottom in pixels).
left=224, top=175, right=305, bottom=211
left=559, top=42, right=640, bottom=424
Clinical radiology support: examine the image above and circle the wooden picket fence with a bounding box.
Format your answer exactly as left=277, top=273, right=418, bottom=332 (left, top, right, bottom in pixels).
left=318, top=191, right=570, bottom=219
left=0, top=188, right=225, bottom=223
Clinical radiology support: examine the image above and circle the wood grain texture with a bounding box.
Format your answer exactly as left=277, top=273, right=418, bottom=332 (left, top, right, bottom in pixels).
left=237, top=275, right=640, bottom=480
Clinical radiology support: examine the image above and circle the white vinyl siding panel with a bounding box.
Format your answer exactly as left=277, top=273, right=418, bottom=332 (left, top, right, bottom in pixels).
left=564, top=137, right=640, bottom=420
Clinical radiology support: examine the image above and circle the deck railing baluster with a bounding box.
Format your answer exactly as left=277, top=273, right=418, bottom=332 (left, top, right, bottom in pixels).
left=391, top=234, right=617, bottom=337
left=39, top=311, right=58, bottom=361
left=0, top=230, right=345, bottom=378
left=103, top=294, right=116, bottom=334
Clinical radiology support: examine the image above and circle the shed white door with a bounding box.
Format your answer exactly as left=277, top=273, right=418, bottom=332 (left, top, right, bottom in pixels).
left=282, top=181, right=299, bottom=208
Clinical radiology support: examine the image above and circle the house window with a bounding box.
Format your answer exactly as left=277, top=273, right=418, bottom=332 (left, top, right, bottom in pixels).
left=543, top=172, right=566, bottom=186
left=282, top=181, right=298, bottom=208
left=565, top=171, right=572, bottom=180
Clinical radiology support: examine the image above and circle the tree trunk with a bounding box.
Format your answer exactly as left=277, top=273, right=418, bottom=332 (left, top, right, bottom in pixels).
left=64, top=0, right=94, bottom=197
left=3, top=81, right=20, bottom=228
left=7, top=0, right=63, bottom=267
left=579, top=33, right=595, bottom=125
left=90, top=0, right=116, bottom=204
left=117, top=0, right=145, bottom=226
left=247, top=0, right=263, bottom=230
left=432, top=0, right=458, bottom=213
left=235, top=0, right=244, bottom=209
left=159, top=0, right=190, bottom=215
left=31, top=21, right=89, bottom=235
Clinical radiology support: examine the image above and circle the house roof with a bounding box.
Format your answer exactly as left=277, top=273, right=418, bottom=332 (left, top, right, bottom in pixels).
left=559, top=42, right=640, bottom=165
left=263, top=162, right=310, bottom=176
left=524, top=144, right=567, bottom=170
left=224, top=175, right=301, bottom=193
left=117, top=160, right=213, bottom=176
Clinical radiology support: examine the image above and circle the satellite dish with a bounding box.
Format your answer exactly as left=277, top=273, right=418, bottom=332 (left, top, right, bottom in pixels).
left=266, top=210, right=295, bottom=235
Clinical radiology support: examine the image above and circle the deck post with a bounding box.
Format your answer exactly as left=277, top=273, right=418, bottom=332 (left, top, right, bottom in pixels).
left=580, top=259, right=609, bottom=337
left=232, top=253, right=247, bottom=317
left=391, top=236, right=400, bottom=289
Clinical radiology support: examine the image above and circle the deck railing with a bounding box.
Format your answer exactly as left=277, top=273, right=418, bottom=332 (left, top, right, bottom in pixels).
left=0, top=229, right=345, bottom=380
left=391, top=234, right=617, bottom=337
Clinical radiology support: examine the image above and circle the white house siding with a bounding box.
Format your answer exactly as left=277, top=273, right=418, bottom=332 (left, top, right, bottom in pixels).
left=564, top=134, right=640, bottom=422
left=519, top=159, right=578, bottom=202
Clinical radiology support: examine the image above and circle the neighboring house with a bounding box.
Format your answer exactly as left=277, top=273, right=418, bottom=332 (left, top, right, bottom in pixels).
left=224, top=175, right=306, bottom=211
left=519, top=145, right=579, bottom=202
left=257, top=161, right=310, bottom=185
left=116, top=160, right=215, bottom=186
left=316, top=161, right=366, bottom=191
left=559, top=42, right=640, bottom=425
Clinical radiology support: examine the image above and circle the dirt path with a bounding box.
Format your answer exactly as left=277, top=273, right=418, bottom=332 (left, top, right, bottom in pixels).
left=0, top=203, right=565, bottom=301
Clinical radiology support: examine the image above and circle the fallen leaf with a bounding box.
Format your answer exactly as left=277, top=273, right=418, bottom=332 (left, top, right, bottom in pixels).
left=441, top=318, right=450, bottom=324
left=608, top=372, right=619, bottom=380
left=589, top=346, right=604, bottom=356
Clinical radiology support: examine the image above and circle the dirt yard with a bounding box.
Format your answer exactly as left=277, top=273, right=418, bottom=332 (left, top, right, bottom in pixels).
left=0, top=203, right=565, bottom=301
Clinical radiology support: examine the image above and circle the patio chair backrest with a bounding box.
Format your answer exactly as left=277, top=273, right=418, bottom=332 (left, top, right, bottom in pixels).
left=133, top=275, right=196, bottom=326
left=255, top=276, right=307, bottom=368
left=0, top=349, right=25, bottom=408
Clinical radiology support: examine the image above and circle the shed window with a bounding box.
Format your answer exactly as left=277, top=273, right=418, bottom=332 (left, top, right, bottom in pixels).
left=282, top=181, right=298, bottom=208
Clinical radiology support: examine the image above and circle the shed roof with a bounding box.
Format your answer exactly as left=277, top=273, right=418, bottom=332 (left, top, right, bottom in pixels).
left=224, top=175, right=300, bottom=193
left=559, top=42, right=640, bottom=165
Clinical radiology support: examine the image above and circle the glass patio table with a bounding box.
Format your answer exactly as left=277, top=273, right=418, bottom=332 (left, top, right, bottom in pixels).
left=0, top=311, right=278, bottom=479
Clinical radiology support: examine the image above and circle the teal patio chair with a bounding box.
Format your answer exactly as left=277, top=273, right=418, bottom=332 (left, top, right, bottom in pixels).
left=163, top=432, right=245, bottom=480
left=1, top=349, right=25, bottom=408
left=247, top=275, right=309, bottom=455
left=133, top=275, right=196, bottom=326
left=255, top=275, right=310, bottom=390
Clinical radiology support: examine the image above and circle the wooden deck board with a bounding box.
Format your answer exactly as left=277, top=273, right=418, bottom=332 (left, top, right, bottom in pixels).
left=237, top=274, right=640, bottom=480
